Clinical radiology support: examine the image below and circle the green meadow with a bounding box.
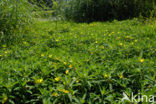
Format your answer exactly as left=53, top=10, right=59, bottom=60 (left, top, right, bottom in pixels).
left=0, top=18, right=156, bottom=103
left=0, top=0, right=156, bottom=103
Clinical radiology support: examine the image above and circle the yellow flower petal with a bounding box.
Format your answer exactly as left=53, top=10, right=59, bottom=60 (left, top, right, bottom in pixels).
left=65, top=70, right=69, bottom=74
left=139, top=58, right=144, bottom=63
left=2, top=45, right=6, bottom=48
left=2, top=96, right=7, bottom=104
left=35, top=78, right=43, bottom=84
left=49, top=55, right=52, bottom=58
left=52, top=92, right=58, bottom=97
left=119, top=43, right=123, bottom=46
left=55, top=77, right=60, bottom=82
left=104, top=74, right=108, bottom=78
left=64, top=62, right=67, bottom=65
left=41, top=54, right=44, bottom=57
left=23, top=41, right=27, bottom=44
left=62, top=89, right=69, bottom=94
left=119, top=75, right=123, bottom=79
left=69, top=65, right=72, bottom=68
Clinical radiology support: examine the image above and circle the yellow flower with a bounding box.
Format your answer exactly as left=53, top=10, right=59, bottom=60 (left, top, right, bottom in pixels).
left=0, top=54, right=2, bottom=57
left=104, top=74, right=108, bottom=78
left=2, top=95, right=7, bottom=104
left=119, top=75, right=123, bottom=79
left=76, top=80, right=79, bottom=83
left=56, top=39, right=59, bottom=42
left=134, top=40, right=138, bottom=42
left=2, top=45, right=6, bottom=48
left=63, top=81, right=66, bottom=85
left=62, top=89, right=69, bottom=94
left=41, top=54, right=44, bottom=57
left=52, top=92, right=58, bottom=97
left=49, top=55, right=52, bottom=58
left=65, top=70, right=69, bottom=74
left=64, top=62, right=67, bottom=65
left=95, top=41, right=98, bottom=44
left=139, top=58, right=144, bottom=63
left=69, top=65, right=72, bottom=68
left=35, top=78, right=43, bottom=84
left=55, top=77, right=60, bottom=82
left=4, top=51, right=8, bottom=54
left=23, top=41, right=27, bottom=44
left=119, top=43, right=123, bottom=46
left=112, top=32, right=114, bottom=34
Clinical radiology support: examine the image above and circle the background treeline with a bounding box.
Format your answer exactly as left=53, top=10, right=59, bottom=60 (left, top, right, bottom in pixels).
left=61, top=0, right=156, bottom=22
left=28, top=0, right=53, bottom=9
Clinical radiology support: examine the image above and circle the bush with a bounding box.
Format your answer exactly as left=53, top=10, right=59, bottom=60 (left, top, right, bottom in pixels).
left=61, top=0, right=156, bottom=22
left=0, top=0, right=33, bottom=43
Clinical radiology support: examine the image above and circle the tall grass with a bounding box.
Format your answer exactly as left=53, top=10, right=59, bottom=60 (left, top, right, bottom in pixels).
left=61, top=0, right=156, bottom=22
left=0, top=0, right=33, bottom=44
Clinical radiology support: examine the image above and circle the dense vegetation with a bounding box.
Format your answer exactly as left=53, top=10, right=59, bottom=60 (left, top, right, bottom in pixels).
left=0, top=0, right=156, bottom=104
left=62, top=0, right=156, bottom=22
left=28, top=0, right=53, bottom=9
left=0, top=0, right=33, bottom=44
left=0, top=19, right=156, bottom=104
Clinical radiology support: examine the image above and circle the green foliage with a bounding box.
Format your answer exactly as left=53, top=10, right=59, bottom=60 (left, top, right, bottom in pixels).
left=0, top=0, right=33, bottom=44
left=0, top=19, right=155, bottom=103
left=28, top=0, right=53, bottom=10
left=61, top=0, right=156, bottom=22
left=0, top=0, right=155, bottom=103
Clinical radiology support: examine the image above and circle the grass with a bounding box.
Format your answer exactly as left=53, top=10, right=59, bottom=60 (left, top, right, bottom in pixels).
left=0, top=19, right=156, bottom=103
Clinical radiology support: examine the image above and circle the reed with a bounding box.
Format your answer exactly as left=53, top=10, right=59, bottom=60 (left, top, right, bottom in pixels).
left=0, top=0, right=33, bottom=44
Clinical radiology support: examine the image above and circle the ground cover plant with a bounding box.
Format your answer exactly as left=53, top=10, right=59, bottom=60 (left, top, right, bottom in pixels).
left=0, top=0, right=156, bottom=104
left=0, top=18, right=155, bottom=103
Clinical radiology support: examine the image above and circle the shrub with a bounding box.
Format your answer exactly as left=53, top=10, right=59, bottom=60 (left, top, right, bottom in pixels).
left=0, top=0, right=33, bottom=44
left=61, top=0, right=156, bottom=22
